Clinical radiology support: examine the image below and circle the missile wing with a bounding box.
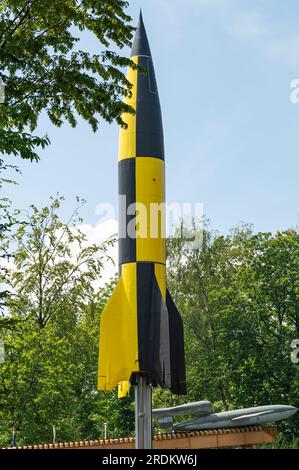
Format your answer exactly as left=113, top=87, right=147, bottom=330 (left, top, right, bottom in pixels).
left=153, top=401, right=212, bottom=418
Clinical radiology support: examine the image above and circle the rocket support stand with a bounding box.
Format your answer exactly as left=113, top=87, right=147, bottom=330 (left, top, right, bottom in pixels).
left=135, top=375, right=152, bottom=449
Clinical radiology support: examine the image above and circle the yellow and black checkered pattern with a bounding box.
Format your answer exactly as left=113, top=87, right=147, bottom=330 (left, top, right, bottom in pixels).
left=98, top=13, right=186, bottom=397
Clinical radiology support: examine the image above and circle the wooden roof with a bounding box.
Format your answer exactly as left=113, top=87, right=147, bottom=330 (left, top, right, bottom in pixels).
left=2, top=426, right=277, bottom=450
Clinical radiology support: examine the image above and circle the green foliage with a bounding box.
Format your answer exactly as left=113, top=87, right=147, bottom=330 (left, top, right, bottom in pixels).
left=0, top=159, right=20, bottom=312
left=1, top=206, right=298, bottom=446
left=165, top=221, right=299, bottom=445
left=0, top=0, right=135, bottom=311
left=8, top=195, right=113, bottom=328
left=0, top=0, right=135, bottom=162
left=259, top=433, right=299, bottom=449
left=0, top=197, right=134, bottom=446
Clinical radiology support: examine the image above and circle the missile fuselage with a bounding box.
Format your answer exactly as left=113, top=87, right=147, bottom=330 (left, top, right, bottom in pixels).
left=153, top=401, right=212, bottom=418
left=153, top=401, right=212, bottom=430
left=172, top=405, right=298, bottom=431
left=98, top=13, right=186, bottom=397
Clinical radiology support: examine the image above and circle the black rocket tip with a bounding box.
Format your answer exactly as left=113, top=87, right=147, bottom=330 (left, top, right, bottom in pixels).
left=131, top=10, right=152, bottom=58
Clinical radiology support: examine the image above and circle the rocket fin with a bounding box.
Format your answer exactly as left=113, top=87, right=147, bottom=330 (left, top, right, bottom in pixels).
left=166, top=290, right=187, bottom=395
left=135, top=263, right=186, bottom=395
left=98, top=264, right=139, bottom=391
left=118, top=381, right=131, bottom=398
left=136, top=263, right=171, bottom=390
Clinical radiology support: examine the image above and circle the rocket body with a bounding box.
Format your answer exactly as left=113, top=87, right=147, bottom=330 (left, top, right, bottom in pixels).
left=98, top=13, right=186, bottom=396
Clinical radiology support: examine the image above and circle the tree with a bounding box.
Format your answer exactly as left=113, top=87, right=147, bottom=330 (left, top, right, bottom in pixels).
left=0, top=1, right=135, bottom=313
left=0, top=158, right=20, bottom=315
left=0, top=196, right=135, bottom=445
left=2, top=208, right=298, bottom=445
left=0, top=196, right=133, bottom=445
left=7, top=195, right=112, bottom=327
left=162, top=221, right=299, bottom=443
left=0, top=0, right=135, bottom=162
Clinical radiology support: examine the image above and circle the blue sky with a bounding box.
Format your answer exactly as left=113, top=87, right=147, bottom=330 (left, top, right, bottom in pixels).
left=5, top=0, right=299, bottom=235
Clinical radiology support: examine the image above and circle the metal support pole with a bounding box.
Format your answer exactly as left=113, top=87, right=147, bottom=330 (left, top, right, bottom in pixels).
left=135, top=375, right=152, bottom=449
left=52, top=425, right=56, bottom=444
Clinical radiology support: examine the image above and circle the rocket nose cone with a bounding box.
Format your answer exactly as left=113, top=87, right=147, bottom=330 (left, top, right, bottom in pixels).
left=131, top=10, right=152, bottom=58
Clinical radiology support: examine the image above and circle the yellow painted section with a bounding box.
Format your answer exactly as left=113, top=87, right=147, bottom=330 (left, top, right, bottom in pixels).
left=118, top=56, right=138, bottom=161
left=154, top=264, right=166, bottom=301
left=98, top=263, right=139, bottom=391
left=118, top=381, right=131, bottom=398
left=136, top=157, right=166, bottom=264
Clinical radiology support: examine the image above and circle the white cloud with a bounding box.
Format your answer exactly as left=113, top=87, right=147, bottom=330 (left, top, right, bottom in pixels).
left=145, top=0, right=230, bottom=27
left=145, top=0, right=299, bottom=72
left=78, top=219, right=118, bottom=246
left=76, top=219, right=118, bottom=288
left=1, top=219, right=119, bottom=309
left=149, top=0, right=224, bottom=8
left=225, top=8, right=299, bottom=69
left=228, top=11, right=267, bottom=39
left=268, top=35, right=299, bottom=69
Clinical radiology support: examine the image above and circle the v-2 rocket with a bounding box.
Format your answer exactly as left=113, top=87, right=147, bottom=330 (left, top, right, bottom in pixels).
left=98, top=12, right=186, bottom=398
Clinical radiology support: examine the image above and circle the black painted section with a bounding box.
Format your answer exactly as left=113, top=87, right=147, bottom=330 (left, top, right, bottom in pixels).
left=136, top=263, right=187, bottom=394
left=136, top=56, right=164, bottom=159
left=118, top=159, right=136, bottom=266
left=137, top=263, right=171, bottom=389
left=166, top=289, right=187, bottom=395
left=131, top=11, right=152, bottom=58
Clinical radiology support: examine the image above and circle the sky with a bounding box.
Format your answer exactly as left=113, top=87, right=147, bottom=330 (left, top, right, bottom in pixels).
left=4, top=0, right=299, bottom=249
